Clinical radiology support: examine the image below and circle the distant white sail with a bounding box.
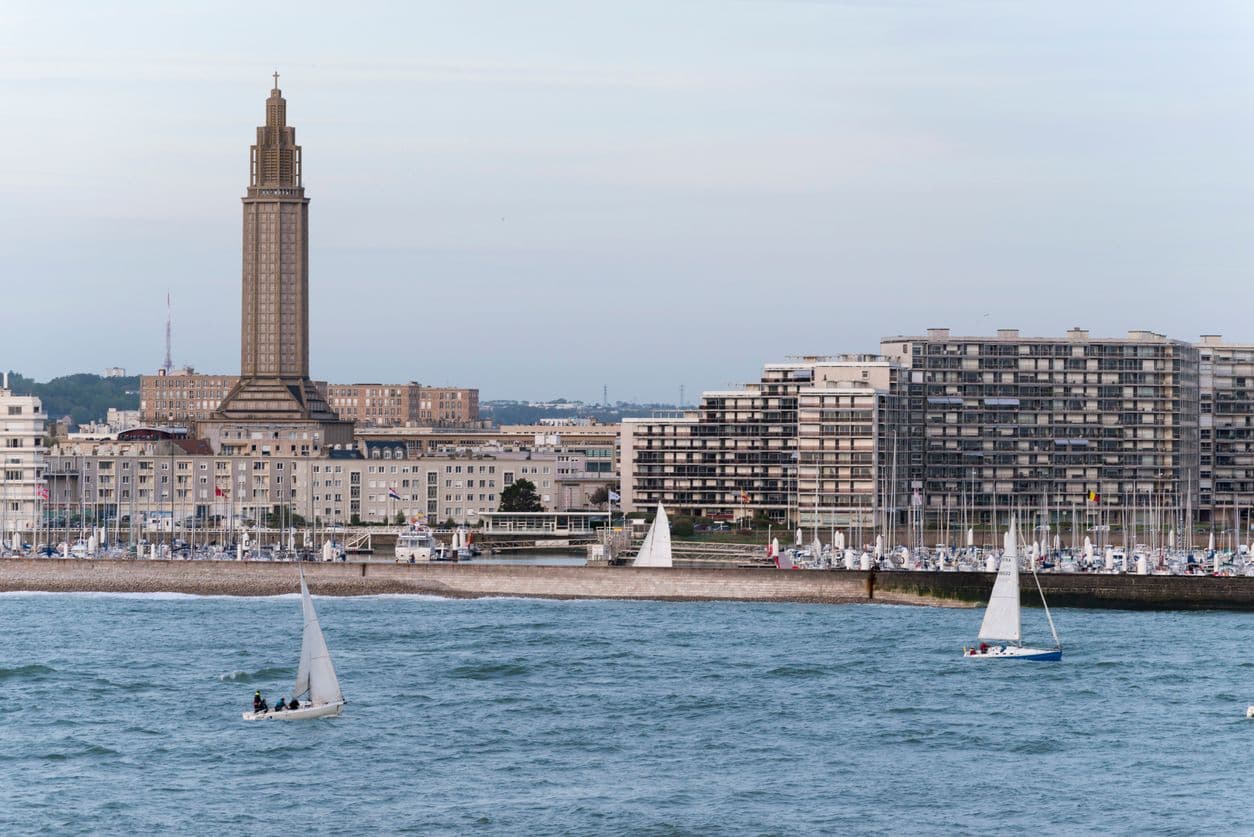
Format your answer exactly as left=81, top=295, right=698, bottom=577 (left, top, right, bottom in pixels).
left=979, top=519, right=1021, bottom=642
left=292, top=570, right=343, bottom=706
left=633, top=503, right=673, bottom=568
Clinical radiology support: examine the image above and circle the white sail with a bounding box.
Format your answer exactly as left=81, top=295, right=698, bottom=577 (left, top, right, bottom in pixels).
left=979, top=520, right=1021, bottom=642
left=292, top=570, right=343, bottom=706
left=633, top=504, right=672, bottom=567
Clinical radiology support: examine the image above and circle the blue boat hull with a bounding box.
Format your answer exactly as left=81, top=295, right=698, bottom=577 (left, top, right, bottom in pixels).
left=1016, top=649, right=1062, bottom=662
left=964, top=646, right=1063, bottom=662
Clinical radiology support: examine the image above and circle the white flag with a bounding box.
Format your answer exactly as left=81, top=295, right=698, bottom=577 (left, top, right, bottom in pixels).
left=608, top=490, right=621, bottom=503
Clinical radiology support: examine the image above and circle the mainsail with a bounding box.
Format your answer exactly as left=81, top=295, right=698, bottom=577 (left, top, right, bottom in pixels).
left=292, top=570, right=344, bottom=705
left=633, top=503, right=673, bottom=568
left=978, top=519, right=1022, bottom=642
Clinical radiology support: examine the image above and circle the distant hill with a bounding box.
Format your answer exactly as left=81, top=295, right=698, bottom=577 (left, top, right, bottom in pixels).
left=4, top=372, right=140, bottom=427
left=482, top=400, right=682, bottom=425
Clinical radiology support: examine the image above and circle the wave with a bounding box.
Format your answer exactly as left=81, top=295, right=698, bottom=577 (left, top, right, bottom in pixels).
left=449, top=662, right=529, bottom=680
left=0, top=664, right=57, bottom=681
left=219, top=666, right=294, bottom=683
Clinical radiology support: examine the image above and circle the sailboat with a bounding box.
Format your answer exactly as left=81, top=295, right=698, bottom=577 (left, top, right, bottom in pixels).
left=633, top=503, right=673, bottom=567
left=964, top=517, right=1062, bottom=661
left=243, top=569, right=346, bottom=720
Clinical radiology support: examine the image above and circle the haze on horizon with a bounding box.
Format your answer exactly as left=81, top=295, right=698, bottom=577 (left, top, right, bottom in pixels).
left=1, top=1, right=1252, bottom=403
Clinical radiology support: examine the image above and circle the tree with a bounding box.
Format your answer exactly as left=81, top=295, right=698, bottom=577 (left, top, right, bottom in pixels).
left=394, top=511, right=406, bottom=525
left=499, top=479, right=542, bottom=512
left=589, top=486, right=610, bottom=507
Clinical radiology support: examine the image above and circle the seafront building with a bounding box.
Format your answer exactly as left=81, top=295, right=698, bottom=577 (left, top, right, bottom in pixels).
left=47, top=433, right=609, bottom=528
left=1197, top=336, right=1254, bottom=525
left=621, top=356, right=907, bottom=528
left=0, top=374, right=46, bottom=542
left=623, top=330, right=1214, bottom=533
left=878, top=329, right=1200, bottom=527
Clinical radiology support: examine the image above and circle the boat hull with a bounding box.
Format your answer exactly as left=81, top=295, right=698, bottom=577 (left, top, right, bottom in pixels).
left=964, top=646, right=1062, bottom=662
left=242, top=700, right=344, bottom=721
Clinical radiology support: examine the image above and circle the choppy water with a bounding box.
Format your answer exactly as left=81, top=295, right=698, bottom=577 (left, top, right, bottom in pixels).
left=2, top=593, right=1252, bottom=835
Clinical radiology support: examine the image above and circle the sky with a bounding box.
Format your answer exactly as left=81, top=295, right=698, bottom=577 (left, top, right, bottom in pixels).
left=1, top=1, right=1253, bottom=402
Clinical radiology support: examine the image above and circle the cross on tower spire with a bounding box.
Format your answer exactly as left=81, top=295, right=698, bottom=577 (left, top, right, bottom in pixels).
left=272, top=70, right=280, bottom=90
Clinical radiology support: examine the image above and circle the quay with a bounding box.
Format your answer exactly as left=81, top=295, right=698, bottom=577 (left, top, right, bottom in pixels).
left=7, top=559, right=1254, bottom=610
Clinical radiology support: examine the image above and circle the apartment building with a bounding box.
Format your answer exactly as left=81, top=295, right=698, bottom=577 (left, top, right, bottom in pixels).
left=621, top=357, right=906, bottom=525
left=45, top=438, right=607, bottom=528
left=1197, top=335, right=1254, bottom=523
left=141, top=369, right=240, bottom=424
left=326, top=383, right=479, bottom=427
left=142, top=372, right=478, bottom=429
left=0, top=374, right=46, bottom=539
left=879, top=328, right=1201, bottom=523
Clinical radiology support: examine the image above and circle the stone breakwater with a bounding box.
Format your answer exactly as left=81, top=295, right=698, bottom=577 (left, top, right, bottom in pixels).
left=0, top=559, right=894, bottom=604
left=4, top=560, right=1254, bottom=610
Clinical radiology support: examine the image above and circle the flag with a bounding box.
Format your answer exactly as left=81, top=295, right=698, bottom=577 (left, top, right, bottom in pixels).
left=388, top=487, right=401, bottom=501
left=608, top=490, right=621, bottom=503
left=1087, top=491, right=1100, bottom=503
left=37, top=486, right=49, bottom=500
left=215, top=486, right=229, bottom=498
left=741, top=491, right=750, bottom=504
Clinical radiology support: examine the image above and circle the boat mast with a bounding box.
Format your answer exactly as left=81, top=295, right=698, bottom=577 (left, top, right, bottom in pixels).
left=1030, top=559, right=1061, bottom=650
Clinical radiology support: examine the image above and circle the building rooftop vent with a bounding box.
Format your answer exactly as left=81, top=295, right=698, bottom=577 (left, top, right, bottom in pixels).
left=1067, top=327, right=1090, bottom=341
left=926, top=328, right=950, bottom=339
left=996, top=328, right=1019, bottom=338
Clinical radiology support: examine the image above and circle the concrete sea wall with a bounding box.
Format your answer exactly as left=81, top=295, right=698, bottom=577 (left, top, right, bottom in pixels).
left=5, top=560, right=1254, bottom=610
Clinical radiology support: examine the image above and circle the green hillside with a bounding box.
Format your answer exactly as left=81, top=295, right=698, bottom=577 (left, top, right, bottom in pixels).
left=4, top=371, right=140, bottom=426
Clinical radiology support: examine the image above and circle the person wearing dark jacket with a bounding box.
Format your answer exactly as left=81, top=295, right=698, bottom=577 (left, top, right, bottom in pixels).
left=253, top=691, right=263, bottom=712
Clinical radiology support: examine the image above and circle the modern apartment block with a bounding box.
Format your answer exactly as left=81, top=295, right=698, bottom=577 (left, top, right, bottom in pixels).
left=1197, top=336, right=1254, bottom=523
left=621, top=356, right=907, bottom=525
left=0, top=374, right=46, bottom=539
left=879, top=328, right=1201, bottom=524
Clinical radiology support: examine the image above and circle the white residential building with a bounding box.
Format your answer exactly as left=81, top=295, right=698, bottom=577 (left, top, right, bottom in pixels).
left=0, top=373, right=47, bottom=540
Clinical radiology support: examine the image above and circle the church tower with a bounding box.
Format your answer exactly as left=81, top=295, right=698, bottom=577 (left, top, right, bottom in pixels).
left=206, top=76, right=352, bottom=454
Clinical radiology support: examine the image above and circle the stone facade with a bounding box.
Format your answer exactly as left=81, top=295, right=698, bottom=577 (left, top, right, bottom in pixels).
left=0, top=376, right=46, bottom=539
left=326, top=383, right=479, bottom=427
left=45, top=443, right=610, bottom=528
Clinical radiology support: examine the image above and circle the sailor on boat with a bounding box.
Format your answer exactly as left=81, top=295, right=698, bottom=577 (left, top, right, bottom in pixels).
left=242, top=568, right=346, bottom=721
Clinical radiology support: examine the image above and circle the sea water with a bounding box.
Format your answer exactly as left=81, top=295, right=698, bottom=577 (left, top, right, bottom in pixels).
left=2, top=593, right=1252, bottom=835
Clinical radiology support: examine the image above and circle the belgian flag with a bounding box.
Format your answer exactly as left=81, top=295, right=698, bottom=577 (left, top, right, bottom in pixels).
left=1087, top=490, right=1100, bottom=503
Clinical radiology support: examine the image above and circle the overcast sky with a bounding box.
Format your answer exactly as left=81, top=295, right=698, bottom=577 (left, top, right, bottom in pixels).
left=2, top=1, right=1252, bottom=402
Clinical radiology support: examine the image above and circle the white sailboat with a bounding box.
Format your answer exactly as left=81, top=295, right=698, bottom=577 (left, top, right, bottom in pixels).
left=243, top=569, right=346, bottom=720
left=964, top=517, right=1062, bottom=661
left=633, top=503, right=673, bottom=568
